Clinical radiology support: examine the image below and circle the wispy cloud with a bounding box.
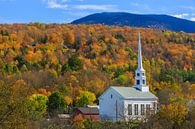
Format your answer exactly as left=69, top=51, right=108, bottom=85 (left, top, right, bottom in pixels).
left=172, top=13, right=189, bottom=19
left=47, top=0, right=68, bottom=9
left=171, top=13, right=195, bottom=22
left=44, top=0, right=117, bottom=11
left=74, top=5, right=117, bottom=11
left=190, top=17, right=195, bottom=21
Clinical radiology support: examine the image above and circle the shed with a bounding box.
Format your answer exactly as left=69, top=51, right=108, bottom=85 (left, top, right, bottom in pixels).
left=72, top=107, right=99, bottom=121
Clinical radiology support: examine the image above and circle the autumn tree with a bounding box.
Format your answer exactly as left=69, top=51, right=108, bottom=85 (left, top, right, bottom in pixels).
left=0, top=80, right=33, bottom=129
left=159, top=103, right=188, bottom=128
left=76, top=91, right=96, bottom=107
left=64, top=31, right=75, bottom=47
left=27, top=94, right=48, bottom=121
left=48, top=92, right=67, bottom=116
left=68, top=55, right=83, bottom=71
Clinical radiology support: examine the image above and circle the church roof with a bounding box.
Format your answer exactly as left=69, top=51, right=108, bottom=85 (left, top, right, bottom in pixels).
left=76, top=107, right=99, bottom=115
left=111, top=86, right=158, bottom=99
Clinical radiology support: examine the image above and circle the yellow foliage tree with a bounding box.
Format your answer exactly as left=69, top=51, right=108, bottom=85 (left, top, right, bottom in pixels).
left=160, top=103, right=188, bottom=127
left=64, top=32, right=75, bottom=45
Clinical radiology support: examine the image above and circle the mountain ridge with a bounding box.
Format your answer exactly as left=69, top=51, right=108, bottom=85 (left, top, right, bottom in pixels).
left=71, top=12, right=195, bottom=33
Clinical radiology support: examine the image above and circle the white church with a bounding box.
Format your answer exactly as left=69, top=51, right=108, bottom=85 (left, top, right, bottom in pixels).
left=99, top=33, right=159, bottom=121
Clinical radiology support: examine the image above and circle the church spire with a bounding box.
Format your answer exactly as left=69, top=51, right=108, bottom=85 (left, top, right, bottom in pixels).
left=138, top=32, right=143, bottom=70
left=134, top=33, right=149, bottom=92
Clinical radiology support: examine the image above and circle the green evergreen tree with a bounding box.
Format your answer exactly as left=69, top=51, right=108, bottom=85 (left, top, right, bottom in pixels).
left=48, top=92, right=67, bottom=116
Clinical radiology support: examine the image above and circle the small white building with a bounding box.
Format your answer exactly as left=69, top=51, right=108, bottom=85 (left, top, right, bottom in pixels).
left=99, top=33, right=159, bottom=121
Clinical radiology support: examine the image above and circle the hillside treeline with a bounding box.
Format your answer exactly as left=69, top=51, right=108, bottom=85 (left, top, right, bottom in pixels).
left=0, top=23, right=194, bottom=129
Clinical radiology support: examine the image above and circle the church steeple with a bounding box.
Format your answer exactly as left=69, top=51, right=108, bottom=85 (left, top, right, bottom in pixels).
left=138, top=33, right=143, bottom=70
left=134, top=33, right=149, bottom=92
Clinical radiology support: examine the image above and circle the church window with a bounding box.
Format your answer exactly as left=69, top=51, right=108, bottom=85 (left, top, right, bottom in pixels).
left=111, top=94, right=113, bottom=99
left=141, top=104, right=145, bottom=115
left=134, top=104, right=138, bottom=115
left=137, top=73, right=140, bottom=76
left=142, top=73, right=145, bottom=76
left=143, top=80, right=145, bottom=84
left=136, top=80, right=140, bottom=85
left=128, top=104, right=132, bottom=115
left=146, top=104, right=150, bottom=115
left=153, top=102, right=156, bottom=110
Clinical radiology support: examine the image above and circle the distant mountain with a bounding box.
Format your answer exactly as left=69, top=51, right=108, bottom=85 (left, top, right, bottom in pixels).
left=71, top=12, right=195, bottom=33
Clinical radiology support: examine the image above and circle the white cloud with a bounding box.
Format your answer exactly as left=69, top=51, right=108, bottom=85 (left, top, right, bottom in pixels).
left=44, top=0, right=118, bottom=11
left=47, top=0, right=68, bottom=9
left=190, top=17, right=195, bottom=21
left=74, top=5, right=117, bottom=11
left=172, top=13, right=189, bottom=19
left=171, top=13, right=195, bottom=22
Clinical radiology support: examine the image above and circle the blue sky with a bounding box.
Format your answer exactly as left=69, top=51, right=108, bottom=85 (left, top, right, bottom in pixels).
left=0, top=0, right=195, bottom=23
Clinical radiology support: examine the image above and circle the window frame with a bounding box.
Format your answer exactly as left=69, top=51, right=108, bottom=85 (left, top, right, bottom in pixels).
left=136, top=80, right=140, bottom=85
left=134, top=104, right=139, bottom=115
left=141, top=104, right=145, bottom=115
left=128, top=104, right=132, bottom=115
left=146, top=104, right=151, bottom=115
left=143, top=80, right=145, bottom=84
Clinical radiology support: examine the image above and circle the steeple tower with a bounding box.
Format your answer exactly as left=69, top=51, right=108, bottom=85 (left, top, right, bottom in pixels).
left=134, top=33, right=149, bottom=92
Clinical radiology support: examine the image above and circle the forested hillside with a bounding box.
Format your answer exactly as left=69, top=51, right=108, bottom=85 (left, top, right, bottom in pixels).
left=72, top=12, right=195, bottom=33
left=0, top=23, right=195, bottom=128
